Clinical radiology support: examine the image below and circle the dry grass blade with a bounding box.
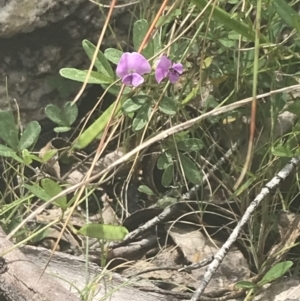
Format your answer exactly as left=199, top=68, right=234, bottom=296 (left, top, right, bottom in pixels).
left=5, top=83, right=300, bottom=245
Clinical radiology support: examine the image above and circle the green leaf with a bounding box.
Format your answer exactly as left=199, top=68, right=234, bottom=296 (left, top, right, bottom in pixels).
left=54, top=126, right=71, bottom=133
left=122, top=99, right=143, bottom=113
left=101, top=84, right=131, bottom=96
left=40, top=149, right=58, bottom=163
left=45, top=104, right=64, bottom=126
left=0, top=111, right=19, bottom=150
left=228, top=31, right=248, bottom=41
left=181, top=88, right=199, bottom=106
left=192, top=0, right=267, bottom=42
left=153, top=33, right=161, bottom=55
left=41, top=178, right=68, bottom=210
left=258, top=261, right=293, bottom=286
left=45, top=102, right=77, bottom=128
left=159, top=96, right=177, bottom=115
left=271, top=145, right=294, bottom=158
left=272, top=0, right=300, bottom=34
left=235, top=281, right=258, bottom=289
left=122, top=95, right=151, bottom=113
left=78, top=223, right=128, bottom=241
left=219, top=39, right=236, bottom=47
left=155, top=196, right=177, bottom=208
left=157, top=152, right=173, bottom=170
left=132, top=103, right=151, bottom=131
left=63, top=102, right=78, bottom=126
left=157, top=9, right=181, bottom=27
left=0, top=144, right=24, bottom=163
left=82, top=40, right=114, bottom=79
left=138, top=185, right=155, bottom=196
left=133, top=19, right=154, bottom=58
left=179, top=153, right=202, bottom=184
left=24, top=183, right=51, bottom=201
left=133, top=19, right=148, bottom=51
left=60, top=68, right=112, bottom=84
left=162, top=164, right=174, bottom=187
left=30, top=154, right=42, bottom=163
left=177, top=138, right=204, bottom=152
left=0, top=144, right=23, bottom=163
left=104, top=48, right=123, bottom=65
left=30, top=228, right=52, bottom=243
left=74, top=96, right=125, bottom=149
left=22, top=149, right=33, bottom=165
left=143, top=40, right=154, bottom=59
left=19, top=121, right=41, bottom=151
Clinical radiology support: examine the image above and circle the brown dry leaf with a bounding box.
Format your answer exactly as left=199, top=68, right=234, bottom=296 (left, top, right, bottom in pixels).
left=67, top=169, right=85, bottom=185
left=167, top=223, right=250, bottom=293
left=39, top=141, right=60, bottom=178
left=102, top=194, right=120, bottom=225
left=277, top=210, right=300, bottom=239
left=167, top=223, right=205, bottom=264
left=265, top=211, right=300, bottom=269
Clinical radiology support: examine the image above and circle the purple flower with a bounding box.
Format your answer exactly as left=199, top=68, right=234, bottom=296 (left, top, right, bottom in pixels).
left=155, top=56, right=183, bottom=84
left=116, top=52, right=151, bottom=87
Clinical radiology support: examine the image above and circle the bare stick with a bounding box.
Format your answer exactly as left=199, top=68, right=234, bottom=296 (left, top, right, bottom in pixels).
left=190, top=156, right=300, bottom=301
left=110, top=203, right=178, bottom=248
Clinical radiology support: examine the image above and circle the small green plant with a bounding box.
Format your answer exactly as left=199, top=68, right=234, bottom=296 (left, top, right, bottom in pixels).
left=24, top=178, right=69, bottom=212
left=0, top=110, right=41, bottom=164
left=157, top=136, right=204, bottom=187
left=45, top=101, right=78, bottom=133
left=236, top=261, right=293, bottom=299
left=77, top=223, right=128, bottom=241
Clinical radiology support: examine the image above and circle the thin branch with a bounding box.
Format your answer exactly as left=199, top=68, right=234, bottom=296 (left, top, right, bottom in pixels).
left=109, top=203, right=178, bottom=249
left=190, top=156, right=300, bottom=301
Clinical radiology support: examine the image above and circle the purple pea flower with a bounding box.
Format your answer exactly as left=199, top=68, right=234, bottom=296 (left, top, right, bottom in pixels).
left=116, top=52, right=151, bottom=87
left=155, top=56, right=183, bottom=84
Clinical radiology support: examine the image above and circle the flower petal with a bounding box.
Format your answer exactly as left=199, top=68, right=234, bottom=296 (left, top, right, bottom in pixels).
left=116, top=53, right=131, bottom=79
left=168, top=71, right=180, bottom=84
left=122, top=73, right=144, bottom=87
left=172, top=63, right=183, bottom=74
left=158, top=56, right=172, bottom=70
left=133, top=53, right=151, bottom=75
left=155, top=56, right=172, bottom=83
left=131, top=73, right=145, bottom=87
left=155, top=67, right=168, bottom=83
left=116, top=52, right=151, bottom=80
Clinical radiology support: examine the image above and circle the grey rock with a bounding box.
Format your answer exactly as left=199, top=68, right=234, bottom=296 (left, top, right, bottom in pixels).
left=0, top=0, right=84, bottom=38
left=0, top=0, right=135, bottom=123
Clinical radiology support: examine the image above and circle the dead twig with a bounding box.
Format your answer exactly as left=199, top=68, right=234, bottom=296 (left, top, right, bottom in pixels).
left=190, top=156, right=300, bottom=301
